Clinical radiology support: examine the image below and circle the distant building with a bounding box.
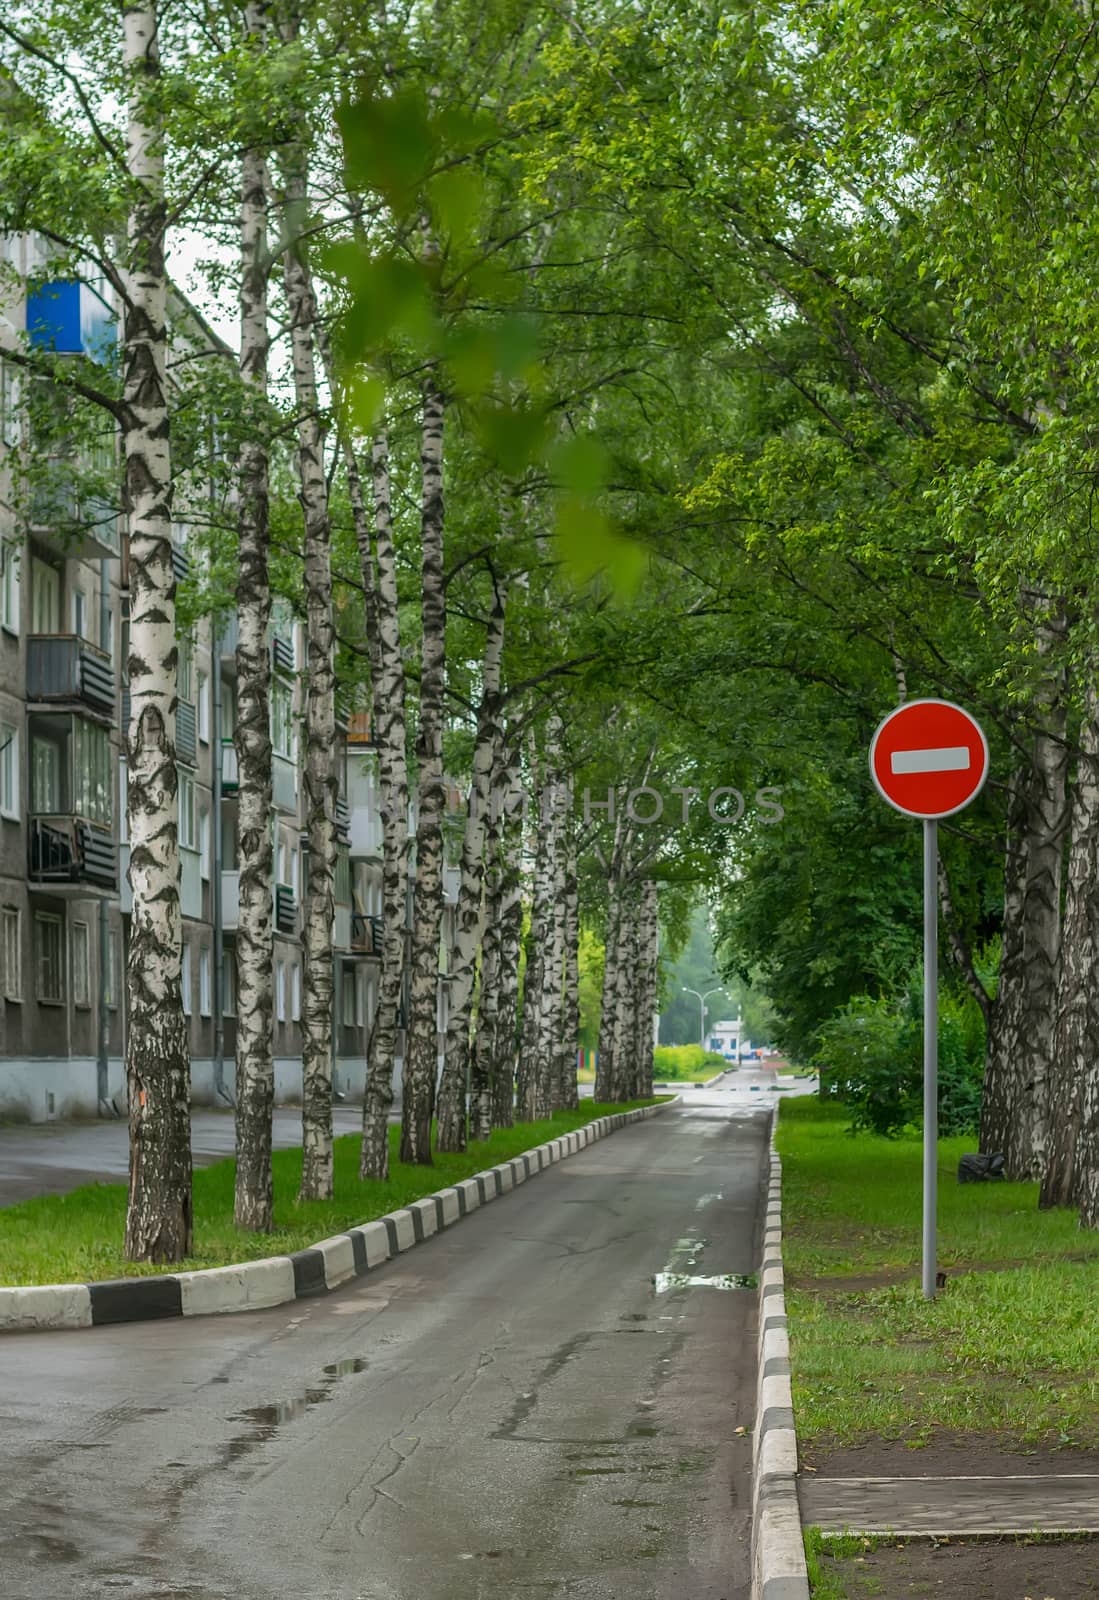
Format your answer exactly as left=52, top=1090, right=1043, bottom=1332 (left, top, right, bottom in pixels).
left=707, top=1019, right=742, bottom=1059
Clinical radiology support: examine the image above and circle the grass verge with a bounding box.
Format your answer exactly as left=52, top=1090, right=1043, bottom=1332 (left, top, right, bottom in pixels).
left=778, top=1098, right=1099, bottom=1452
left=0, top=1099, right=663, bottom=1287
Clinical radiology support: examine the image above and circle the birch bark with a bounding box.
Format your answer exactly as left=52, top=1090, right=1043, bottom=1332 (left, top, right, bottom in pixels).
left=1041, top=681, right=1099, bottom=1209
left=980, top=764, right=1031, bottom=1158
left=277, top=86, right=337, bottom=1200
left=121, top=0, right=192, bottom=1262
left=557, top=829, right=581, bottom=1112
left=436, top=586, right=507, bottom=1151
left=358, top=433, right=411, bottom=1178
left=488, top=743, right=524, bottom=1127
left=401, top=371, right=446, bottom=1164
left=233, top=1, right=275, bottom=1230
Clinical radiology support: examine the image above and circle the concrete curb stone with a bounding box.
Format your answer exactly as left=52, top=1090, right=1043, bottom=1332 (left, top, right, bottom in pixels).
left=751, top=1107, right=810, bottom=1600
left=1, top=1095, right=680, bottom=1334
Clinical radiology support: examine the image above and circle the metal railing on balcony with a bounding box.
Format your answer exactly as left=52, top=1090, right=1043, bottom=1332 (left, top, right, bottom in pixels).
left=27, top=635, right=115, bottom=718
left=351, top=912, right=383, bottom=957
left=176, top=700, right=197, bottom=764
left=28, top=815, right=116, bottom=890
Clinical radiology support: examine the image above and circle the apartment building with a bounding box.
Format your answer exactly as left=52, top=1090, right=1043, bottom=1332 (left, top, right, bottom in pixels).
left=0, top=241, right=442, bottom=1123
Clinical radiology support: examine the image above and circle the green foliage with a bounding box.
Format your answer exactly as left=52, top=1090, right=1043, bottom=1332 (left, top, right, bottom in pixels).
left=814, top=986, right=985, bottom=1139
left=652, top=1045, right=728, bottom=1081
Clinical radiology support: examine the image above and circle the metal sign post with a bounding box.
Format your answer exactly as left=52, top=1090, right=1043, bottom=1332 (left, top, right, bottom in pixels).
left=922, top=818, right=938, bottom=1300
left=869, top=699, right=989, bottom=1301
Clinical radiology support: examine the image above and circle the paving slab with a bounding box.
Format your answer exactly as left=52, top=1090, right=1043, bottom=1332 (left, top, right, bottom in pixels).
left=800, top=1473, right=1099, bottom=1535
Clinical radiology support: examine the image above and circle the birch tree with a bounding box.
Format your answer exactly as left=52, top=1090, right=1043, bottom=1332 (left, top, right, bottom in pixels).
left=402, top=370, right=447, bottom=1164
left=436, top=580, right=507, bottom=1152
left=276, top=25, right=337, bottom=1199
left=121, top=0, right=192, bottom=1260
left=232, top=0, right=276, bottom=1232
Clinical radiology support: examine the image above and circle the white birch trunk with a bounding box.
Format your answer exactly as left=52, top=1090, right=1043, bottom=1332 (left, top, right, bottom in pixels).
left=557, top=829, right=581, bottom=1112
left=121, top=1, right=192, bottom=1262
left=485, top=739, right=524, bottom=1128
left=1042, top=680, right=1099, bottom=1210
left=402, top=371, right=446, bottom=1164
left=277, top=100, right=336, bottom=1200
left=436, top=587, right=507, bottom=1151
left=233, top=2, right=275, bottom=1230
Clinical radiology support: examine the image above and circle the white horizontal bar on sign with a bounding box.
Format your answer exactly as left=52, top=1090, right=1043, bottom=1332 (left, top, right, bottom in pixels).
left=890, top=745, right=970, bottom=775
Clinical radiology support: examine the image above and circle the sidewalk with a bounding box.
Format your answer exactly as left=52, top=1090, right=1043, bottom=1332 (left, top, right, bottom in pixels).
left=0, top=1104, right=382, bottom=1207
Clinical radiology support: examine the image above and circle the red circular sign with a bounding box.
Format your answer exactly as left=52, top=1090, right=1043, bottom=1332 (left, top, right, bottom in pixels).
left=870, top=699, right=989, bottom=819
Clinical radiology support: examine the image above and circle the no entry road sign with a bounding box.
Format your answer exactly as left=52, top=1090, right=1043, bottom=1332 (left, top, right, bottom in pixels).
left=870, top=698, right=989, bottom=819
left=869, top=696, right=989, bottom=1303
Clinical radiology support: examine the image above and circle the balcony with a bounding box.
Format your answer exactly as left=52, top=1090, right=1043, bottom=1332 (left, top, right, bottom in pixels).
left=27, top=636, right=115, bottom=720
left=29, top=815, right=116, bottom=893
left=334, top=904, right=351, bottom=950
left=443, top=863, right=461, bottom=905
left=335, top=795, right=350, bottom=843
left=29, top=473, right=121, bottom=561
left=349, top=800, right=383, bottom=858
left=346, top=710, right=375, bottom=748
left=351, top=912, right=383, bottom=958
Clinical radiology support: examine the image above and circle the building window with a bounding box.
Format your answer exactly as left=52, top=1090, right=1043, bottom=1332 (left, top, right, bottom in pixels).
left=72, top=920, right=90, bottom=1008
left=276, top=961, right=286, bottom=1023
left=291, top=961, right=301, bottom=1021
left=222, top=952, right=235, bottom=1017
left=335, top=848, right=350, bottom=905
left=34, top=914, right=64, bottom=1004
left=73, top=719, right=111, bottom=823
left=107, top=930, right=120, bottom=1009
left=178, top=770, right=196, bottom=850
left=181, top=939, right=191, bottom=1015
left=197, top=669, right=210, bottom=743
left=30, top=558, right=60, bottom=634
left=2, top=907, right=21, bottom=1000
left=272, top=680, right=293, bottom=759
left=1, top=540, right=20, bottom=634
left=342, top=965, right=356, bottom=1026
left=32, top=736, right=61, bottom=813
left=119, top=758, right=128, bottom=844
left=199, top=946, right=210, bottom=1015
left=199, top=806, right=211, bottom=880
left=177, top=634, right=194, bottom=703
left=72, top=587, right=87, bottom=641
left=221, top=680, right=236, bottom=740
left=0, top=724, right=18, bottom=819
left=0, top=360, right=20, bottom=449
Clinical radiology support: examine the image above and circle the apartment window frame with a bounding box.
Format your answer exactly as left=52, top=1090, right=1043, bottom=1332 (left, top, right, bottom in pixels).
left=276, top=960, right=286, bottom=1023
left=291, top=960, right=301, bottom=1022
left=199, top=805, right=211, bottom=880
left=34, top=912, right=64, bottom=1005
left=271, top=679, right=293, bottom=761
left=181, top=938, right=191, bottom=1015
left=0, top=723, right=19, bottom=820
left=30, top=557, right=60, bottom=635
left=119, top=758, right=129, bottom=844
left=2, top=906, right=21, bottom=1001
left=71, top=919, right=90, bottom=1009
left=178, top=769, right=196, bottom=851
left=107, top=930, right=120, bottom=1009
left=197, top=669, right=210, bottom=743
left=1, top=540, right=20, bottom=634
left=199, top=946, right=211, bottom=1016
left=177, top=634, right=194, bottom=704
left=222, top=951, right=235, bottom=1017
left=0, top=360, right=20, bottom=449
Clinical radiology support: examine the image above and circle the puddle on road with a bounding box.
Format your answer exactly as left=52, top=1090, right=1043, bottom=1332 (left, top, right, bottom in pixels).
left=651, top=1272, right=757, bottom=1293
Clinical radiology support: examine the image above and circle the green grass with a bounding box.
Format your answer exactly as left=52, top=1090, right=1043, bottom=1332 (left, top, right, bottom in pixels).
left=804, top=1530, right=883, bottom=1600
left=0, top=1100, right=663, bottom=1287
left=779, top=1097, right=1099, bottom=1451
left=653, top=1044, right=729, bottom=1082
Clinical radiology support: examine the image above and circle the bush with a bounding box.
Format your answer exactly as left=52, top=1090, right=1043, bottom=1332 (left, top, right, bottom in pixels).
left=813, top=987, right=984, bottom=1138
left=652, top=1044, right=729, bottom=1081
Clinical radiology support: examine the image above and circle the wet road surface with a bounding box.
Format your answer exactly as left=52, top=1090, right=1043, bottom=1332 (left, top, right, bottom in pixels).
left=0, top=1083, right=771, bottom=1599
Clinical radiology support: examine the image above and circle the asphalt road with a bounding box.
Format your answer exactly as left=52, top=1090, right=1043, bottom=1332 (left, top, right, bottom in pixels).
left=0, top=1080, right=770, bottom=1600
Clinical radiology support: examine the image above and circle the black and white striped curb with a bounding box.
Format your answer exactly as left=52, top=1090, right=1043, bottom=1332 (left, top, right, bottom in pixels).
left=0, top=1100, right=677, bottom=1334
left=751, top=1109, right=810, bottom=1600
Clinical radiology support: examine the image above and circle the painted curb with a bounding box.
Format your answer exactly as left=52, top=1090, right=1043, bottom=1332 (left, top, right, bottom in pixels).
left=752, top=1107, right=810, bottom=1600
left=0, top=1098, right=679, bottom=1334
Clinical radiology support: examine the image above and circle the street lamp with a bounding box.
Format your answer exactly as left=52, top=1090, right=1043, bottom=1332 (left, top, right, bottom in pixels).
left=682, top=986, right=725, bottom=1050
